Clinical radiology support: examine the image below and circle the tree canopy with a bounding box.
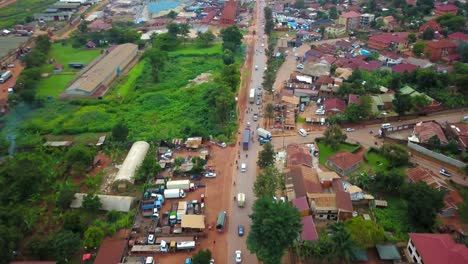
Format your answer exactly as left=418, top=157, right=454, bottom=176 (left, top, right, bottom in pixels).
left=380, top=144, right=409, bottom=167
left=111, top=122, right=129, bottom=142
left=220, top=26, right=243, bottom=51
left=247, top=197, right=302, bottom=264
left=253, top=166, right=284, bottom=198
left=393, top=92, right=413, bottom=117
left=345, top=217, right=385, bottom=248
left=323, top=124, right=347, bottom=151
left=257, top=142, right=276, bottom=168
left=192, top=249, right=212, bottom=264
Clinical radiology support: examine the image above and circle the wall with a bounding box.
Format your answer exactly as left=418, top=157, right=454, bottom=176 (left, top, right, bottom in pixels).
left=407, top=142, right=466, bottom=168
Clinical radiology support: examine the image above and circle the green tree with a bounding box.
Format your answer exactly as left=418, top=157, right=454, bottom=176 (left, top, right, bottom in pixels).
left=167, top=10, right=178, bottom=19
left=179, top=23, right=190, bottom=45
left=51, top=231, right=81, bottom=263
left=136, top=149, right=161, bottom=182
left=407, top=33, right=417, bottom=43
left=65, top=145, right=95, bottom=174
left=380, top=144, right=409, bottom=167
left=257, top=142, right=275, bottom=169
left=372, top=168, right=406, bottom=193
left=220, top=26, right=243, bottom=51
left=295, top=0, right=306, bottom=9
left=56, top=182, right=78, bottom=210
left=192, top=249, right=212, bottom=264
left=83, top=193, right=102, bottom=213
left=344, top=103, right=362, bottom=122
left=83, top=226, right=105, bottom=249
left=329, top=6, right=338, bottom=19
left=247, top=197, right=302, bottom=264
left=393, top=92, right=413, bottom=117
left=345, top=217, right=384, bottom=248
left=412, top=41, right=427, bottom=57
left=196, top=30, right=215, bottom=47
left=63, top=210, right=86, bottom=234
left=253, top=166, right=284, bottom=198
left=422, top=27, right=435, bottom=40
left=403, top=182, right=445, bottom=232
left=23, top=50, right=47, bottom=68
left=323, top=124, right=347, bottom=151
left=111, top=122, right=129, bottom=142
left=154, top=32, right=180, bottom=50
left=167, top=22, right=180, bottom=36
left=145, top=48, right=168, bottom=82
left=222, top=49, right=235, bottom=65
left=428, top=135, right=441, bottom=150
left=411, top=94, right=431, bottom=112
left=329, top=223, right=356, bottom=263
left=26, top=236, right=53, bottom=260
left=0, top=225, right=21, bottom=262
left=436, top=14, right=465, bottom=32
left=35, top=34, right=51, bottom=54
left=458, top=189, right=468, bottom=224
left=220, top=64, right=240, bottom=92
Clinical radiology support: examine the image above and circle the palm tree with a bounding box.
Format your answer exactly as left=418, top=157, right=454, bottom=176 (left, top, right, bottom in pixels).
left=330, top=223, right=356, bottom=264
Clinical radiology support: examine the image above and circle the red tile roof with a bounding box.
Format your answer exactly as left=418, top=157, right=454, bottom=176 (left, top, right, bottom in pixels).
left=287, top=144, right=313, bottom=166
left=435, top=4, right=458, bottom=12
left=392, top=63, right=418, bottom=73
left=444, top=190, right=463, bottom=211
left=201, top=10, right=217, bottom=24
left=414, top=121, right=448, bottom=144
left=220, top=0, right=237, bottom=25
left=409, top=233, right=468, bottom=264
left=348, top=94, right=361, bottom=105
left=340, top=11, right=361, bottom=18
left=301, top=216, right=319, bottom=241
left=94, top=238, right=127, bottom=264
left=324, top=98, right=346, bottom=112
left=369, top=33, right=408, bottom=44
left=407, top=166, right=448, bottom=190
left=426, top=40, right=457, bottom=49
left=419, top=19, right=442, bottom=33
left=449, top=32, right=468, bottom=42
left=449, top=123, right=468, bottom=149
left=327, top=152, right=362, bottom=170
left=315, top=75, right=334, bottom=86
left=292, top=196, right=310, bottom=212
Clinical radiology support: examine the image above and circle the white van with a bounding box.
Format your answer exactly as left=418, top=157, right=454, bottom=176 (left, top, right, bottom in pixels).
left=298, top=128, right=308, bottom=137
left=381, top=123, right=392, bottom=129
left=241, top=163, right=246, bottom=172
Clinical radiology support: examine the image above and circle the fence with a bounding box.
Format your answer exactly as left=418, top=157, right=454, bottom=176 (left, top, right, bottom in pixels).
left=407, top=142, right=466, bottom=168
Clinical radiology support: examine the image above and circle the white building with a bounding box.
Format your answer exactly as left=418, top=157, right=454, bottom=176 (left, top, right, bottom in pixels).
left=113, top=141, right=150, bottom=191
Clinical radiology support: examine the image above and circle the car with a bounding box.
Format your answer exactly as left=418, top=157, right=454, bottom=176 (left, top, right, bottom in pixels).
left=439, top=168, right=451, bottom=177
left=259, top=137, right=271, bottom=145
left=209, top=259, right=215, bottom=264
left=257, top=84, right=262, bottom=90
left=463, top=115, right=468, bottom=121
left=235, top=250, right=242, bottom=263
left=298, top=128, right=308, bottom=137
left=261, top=43, right=264, bottom=47
left=315, top=110, right=325, bottom=115
left=256, top=99, right=261, bottom=105
left=205, top=172, right=217, bottom=178
left=148, top=234, right=155, bottom=244
left=185, top=258, right=192, bottom=264
left=241, top=163, right=246, bottom=172
left=7, top=63, right=14, bottom=68
left=238, top=225, right=245, bottom=236
left=190, top=174, right=202, bottom=180
left=253, top=113, right=258, bottom=121
left=217, top=142, right=227, bottom=148
left=255, top=65, right=258, bottom=70
left=296, top=64, right=304, bottom=69
left=345, top=128, right=355, bottom=132
left=300, top=103, right=305, bottom=112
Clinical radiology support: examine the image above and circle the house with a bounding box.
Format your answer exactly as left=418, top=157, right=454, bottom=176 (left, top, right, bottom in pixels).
left=424, top=40, right=458, bottom=62
left=300, top=216, right=319, bottom=242
left=303, top=62, right=331, bottom=80
left=286, top=144, right=313, bottom=167
left=410, top=121, right=448, bottom=145
left=419, top=19, right=442, bottom=33
left=220, top=0, right=237, bottom=25
left=379, top=51, right=404, bottom=65
left=368, top=33, right=408, bottom=51
left=87, top=19, right=112, bottom=32
left=319, top=84, right=340, bottom=98
left=434, top=4, right=459, bottom=16
left=94, top=230, right=129, bottom=264
left=359, top=13, right=375, bottom=28
left=325, top=24, right=346, bottom=37
left=326, top=151, right=362, bottom=176
left=399, top=85, right=442, bottom=112
left=445, top=123, right=468, bottom=151
left=392, top=63, right=418, bottom=73
left=34, top=11, right=73, bottom=21
left=85, top=40, right=96, bottom=49
left=338, top=11, right=361, bottom=31
left=406, top=57, right=434, bottom=69
left=376, top=244, right=402, bottom=261
left=407, top=233, right=468, bottom=264
left=293, top=196, right=310, bottom=216
left=348, top=94, right=361, bottom=105
left=53, top=64, right=63, bottom=73
left=324, top=98, right=346, bottom=113
left=448, top=32, right=468, bottom=45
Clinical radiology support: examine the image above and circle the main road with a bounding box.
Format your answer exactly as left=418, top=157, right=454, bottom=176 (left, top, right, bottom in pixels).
left=226, top=0, right=267, bottom=263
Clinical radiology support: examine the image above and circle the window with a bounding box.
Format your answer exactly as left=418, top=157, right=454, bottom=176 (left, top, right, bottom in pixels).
left=408, top=245, right=412, bottom=254
left=413, top=256, right=417, bottom=263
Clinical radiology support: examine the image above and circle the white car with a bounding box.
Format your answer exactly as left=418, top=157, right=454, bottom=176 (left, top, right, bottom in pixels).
left=148, top=234, right=155, bottom=244
left=315, top=109, right=325, bottom=115
left=345, top=128, right=355, bottom=132
left=296, top=64, right=304, bottom=69
left=261, top=43, right=264, bottom=47
left=241, top=163, right=247, bottom=172
left=235, top=250, right=242, bottom=263
left=205, top=172, right=217, bottom=178
left=298, top=128, right=308, bottom=137
left=439, top=168, right=451, bottom=177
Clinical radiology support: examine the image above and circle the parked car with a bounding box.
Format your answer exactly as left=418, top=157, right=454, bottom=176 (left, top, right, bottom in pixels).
left=235, top=250, right=242, bottom=263
left=296, top=64, right=304, bottom=69
left=300, top=103, right=305, bottom=112
left=209, top=259, right=215, bottom=264
left=345, top=128, right=355, bottom=132
left=7, top=63, right=14, bottom=68
left=439, top=168, right=451, bottom=177
left=238, top=225, right=245, bottom=236
left=205, top=172, right=217, bottom=178
left=259, top=137, right=271, bottom=145
left=298, top=128, right=308, bottom=137
left=253, top=113, right=258, bottom=121
left=190, top=174, right=201, bottom=180
left=148, top=234, right=155, bottom=245
left=185, top=258, right=192, bottom=264
left=256, top=98, right=261, bottom=105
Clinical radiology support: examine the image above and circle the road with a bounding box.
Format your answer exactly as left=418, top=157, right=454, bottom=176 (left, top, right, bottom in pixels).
left=226, top=0, right=267, bottom=263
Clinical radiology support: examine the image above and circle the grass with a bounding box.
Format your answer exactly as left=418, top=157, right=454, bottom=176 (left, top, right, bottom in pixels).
left=113, top=59, right=146, bottom=98
left=363, top=149, right=390, bottom=173
left=36, top=74, right=75, bottom=98
left=170, top=43, right=222, bottom=56
left=374, top=197, right=410, bottom=242
left=0, top=0, right=57, bottom=28
left=316, top=141, right=361, bottom=165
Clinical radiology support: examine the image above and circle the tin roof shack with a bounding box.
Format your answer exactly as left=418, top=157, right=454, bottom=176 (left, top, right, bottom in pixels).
left=181, top=214, right=205, bottom=232
left=70, top=194, right=136, bottom=212
left=113, top=141, right=150, bottom=192
left=185, top=137, right=202, bottom=149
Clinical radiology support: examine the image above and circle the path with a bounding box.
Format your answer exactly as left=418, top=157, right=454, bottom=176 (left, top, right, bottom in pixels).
left=0, top=0, right=16, bottom=8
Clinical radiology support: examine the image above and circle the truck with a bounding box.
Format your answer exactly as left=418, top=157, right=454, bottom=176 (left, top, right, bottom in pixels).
left=237, top=193, right=246, bottom=207
left=166, top=180, right=195, bottom=191
left=216, top=211, right=227, bottom=233
left=249, top=88, right=255, bottom=103
left=177, top=201, right=187, bottom=223
left=164, top=188, right=186, bottom=199
left=0, top=71, right=12, bottom=83
left=141, top=199, right=156, bottom=210
left=176, top=241, right=196, bottom=252
left=168, top=212, right=177, bottom=226
left=242, top=129, right=250, bottom=150
left=257, top=128, right=272, bottom=139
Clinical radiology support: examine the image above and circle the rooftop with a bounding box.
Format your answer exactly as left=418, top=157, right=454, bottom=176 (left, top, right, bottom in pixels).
left=292, top=196, right=310, bottom=212
left=340, top=11, right=361, bottom=18
left=449, top=32, right=468, bottom=42
left=407, top=166, right=448, bottom=190
left=300, top=216, right=319, bottom=241
left=94, top=236, right=127, bottom=264
left=324, top=98, right=346, bottom=112
left=413, top=121, right=448, bottom=144
left=448, top=123, right=468, bottom=149
left=327, top=151, right=362, bottom=170
left=426, top=40, right=457, bottom=49
left=409, top=233, right=468, bottom=264
left=392, top=63, right=418, bottom=73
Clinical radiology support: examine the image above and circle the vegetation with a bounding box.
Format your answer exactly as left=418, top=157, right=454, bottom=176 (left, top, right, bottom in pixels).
left=0, top=0, right=56, bottom=28
left=192, top=249, right=213, bottom=264
left=380, top=144, right=409, bottom=168
left=344, top=95, right=373, bottom=122
left=345, top=217, right=385, bottom=249
left=247, top=197, right=301, bottom=264
left=316, top=139, right=360, bottom=165
left=374, top=198, right=410, bottom=242
left=323, top=124, right=348, bottom=151
left=253, top=166, right=285, bottom=198
left=257, top=142, right=275, bottom=168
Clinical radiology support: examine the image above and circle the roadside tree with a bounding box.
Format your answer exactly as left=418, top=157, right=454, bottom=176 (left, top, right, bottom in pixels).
left=247, top=197, right=301, bottom=264
left=220, top=26, right=243, bottom=51
left=192, top=249, right=212, bottom=264
left=323, top=124, right=347, bottom=151
left=222, top=49, right=235, bottom=65
left=392, top=92, right=413, bottom=117
left=380, top=144, right=409, bottom=167
left=253, top=166, right=284, bottom=198
left=83, top=226, right=105, bottom=249
left=257, top=142, right=275, bottom=169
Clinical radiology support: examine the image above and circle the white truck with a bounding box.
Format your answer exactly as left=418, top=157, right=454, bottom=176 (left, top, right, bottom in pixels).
left=166, top=180, right=194, bottom=191
left=176, top=241, right=196, bottom=251
left=249, top=88, right=255, bottom=103
left=0, top=71, right=12, bottom=83
left=257, top=128, right=272, bottom=139
left=164, top=189, right=186, bottom=199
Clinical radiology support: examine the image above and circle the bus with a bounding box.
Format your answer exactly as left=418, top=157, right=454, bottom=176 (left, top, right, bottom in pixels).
left=216, top=211, right=226, bottom=233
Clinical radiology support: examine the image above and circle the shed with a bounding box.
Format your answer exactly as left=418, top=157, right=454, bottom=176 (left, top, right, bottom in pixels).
left=53, top=64, right=63, bottom=73
left=113, top=141, right=150, bottom=191
left=376, top=244, right=401, bottom=261
left=185, top=137, right=202, bottom=149
left=94, top=237, right=127, bottom=264
left=70, top=193, right=136, bottom=212
left=181, top=215, right=205, bottom=230
left=300, top=216, right=318, bottom=242
left=374, top=200, right=388, bottom=208
left=292, top=196, right=310, bottom=216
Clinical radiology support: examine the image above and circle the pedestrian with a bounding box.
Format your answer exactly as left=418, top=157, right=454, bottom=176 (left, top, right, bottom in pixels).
left=236, top=160, right=238, bottom=164
left=246, top=154, right=248, bottom=158
left=213, top=240, right=216, bottom=244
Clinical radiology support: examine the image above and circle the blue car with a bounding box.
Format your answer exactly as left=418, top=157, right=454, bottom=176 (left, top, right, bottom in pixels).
left=259, top=137, right=271, bottom=145
left=185, top=258, right=192, bottom=264
left=238, top=225, right=245, bottom=236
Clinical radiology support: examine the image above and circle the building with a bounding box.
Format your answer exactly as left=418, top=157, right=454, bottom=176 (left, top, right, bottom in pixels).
left=445, top=123, right=468, bottom=151
left=326, top=151, right=362, bottom=176
left=360, top=13, right=375, bottom=28
left=220, top=0, right=237, bottom=25
left=379, top=51, right=404, bottom=66
left=424, top=40, right=458, bottom=61
left=407, top=233, right=468, bottom=264
left=70, top=194, right=136, bottom=212
left=391, top=63, right=418, bottom=73
left=325, top=24, right=346, bottom=37
left=338, top=11, right=361, bottom=31
left=66, top=43, right=138, bottom=96
left=419, top=20, right=442, bottom=33
left=324, top=98, right=346, bottom=114
left=112, top=141, right=150, bottom=191
left=300, top=216, right=319, bottom=242
left=434, top=4, right=459, bottom=16
left=368, top=33, right=408, bottom=51
left=410, top=121, right=448, bottom=145
left=448, top=32, right=468, bottom=45
left=293, top=196, right=310, bottom=216
left=94, top=231, right=128, bottom=264
left=34, top=11, right=73, bottom=21
left=87, top=19, right=112, bottom=32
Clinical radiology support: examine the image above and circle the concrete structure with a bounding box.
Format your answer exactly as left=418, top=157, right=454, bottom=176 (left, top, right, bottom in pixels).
left=34, top=11, right=73, bottom=21
left=360, top=13, right=375, bottom=28
left=70, top=193, right=136, bottom=212
left=113, top=141, right=150, bottom=191
left=338, top=11, right=360, bottom=31
left=66, top=43, right=138, bottom=96
left=326, top=152, right=362, bottom=176
left=424, top=40, right=458, bottom=62
left=407, top=233, right=468, bottom=264
left=325, top=24, right=346, bottom=37
left=368, top=33, right=408, bottom=51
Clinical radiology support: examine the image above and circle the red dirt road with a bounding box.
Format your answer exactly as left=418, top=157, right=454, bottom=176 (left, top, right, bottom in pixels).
left=0, top=0, right=16, bottom=8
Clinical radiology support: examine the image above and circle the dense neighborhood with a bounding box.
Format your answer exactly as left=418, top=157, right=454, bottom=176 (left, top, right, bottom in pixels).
left=0, top=0, right=467, bottom=263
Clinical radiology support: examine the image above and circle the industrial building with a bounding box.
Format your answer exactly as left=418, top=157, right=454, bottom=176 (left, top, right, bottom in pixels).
left=113, top=141, right=150, bottom=192
left=66, top=43, right=138, bottom=96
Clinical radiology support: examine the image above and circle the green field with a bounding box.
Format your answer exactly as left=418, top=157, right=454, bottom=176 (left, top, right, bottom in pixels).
left=317, top=141, right=361, bottom=165
left=363, top=149, right=390, bottom=172
left=36, top=74, right=75, bottom=98
left=374, top=198, right=410, bottom=242
left=0, top=0, right=57, bottom=28
left=36, top=43, right=101, bottom=98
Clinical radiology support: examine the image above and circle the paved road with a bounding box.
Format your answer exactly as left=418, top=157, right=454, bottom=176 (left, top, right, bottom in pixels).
left=226, top=0, right=266, bottom=263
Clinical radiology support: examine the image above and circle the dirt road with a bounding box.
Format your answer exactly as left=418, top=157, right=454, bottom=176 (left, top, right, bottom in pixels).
left=0, top=0, right=16, bottom=8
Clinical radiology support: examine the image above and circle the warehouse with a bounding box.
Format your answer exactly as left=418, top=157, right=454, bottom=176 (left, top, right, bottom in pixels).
left=70, top=193, right=136, bottom=212
left=113, top=141, right=150, bottom=192
left=66, top=43, right=138, bottom=96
